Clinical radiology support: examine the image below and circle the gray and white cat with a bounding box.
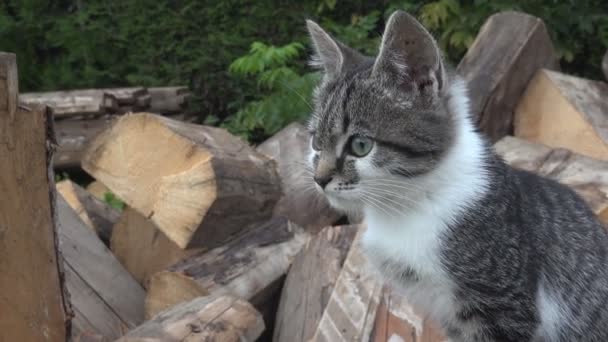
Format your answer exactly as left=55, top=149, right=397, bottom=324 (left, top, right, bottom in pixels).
left=306, top=10, right=608, bottom=342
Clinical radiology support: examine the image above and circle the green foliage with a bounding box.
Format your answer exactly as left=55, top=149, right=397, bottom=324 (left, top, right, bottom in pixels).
left=2, top=0, right=607, bottom=142
left=103, top=192, right=125, bottom=211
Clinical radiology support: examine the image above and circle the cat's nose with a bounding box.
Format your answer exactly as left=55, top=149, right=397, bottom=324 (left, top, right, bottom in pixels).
left=314, top=175, right=333, bottom=189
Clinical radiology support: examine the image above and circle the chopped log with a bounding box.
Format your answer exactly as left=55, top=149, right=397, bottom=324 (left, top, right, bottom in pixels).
left=145, top=217, right=309, bottom=319
left=105, top=87, right=147, bottom=105
left=457, top=11, right=559, bottom=142
left=111, top=207, right=204, bottom=287
left=148, top=86, right=190, bottom=114
left=273, top=225, right=357, bottom=342
left=311, top=230, right=443, bottom=341
left=514, top=69, right=608, bottom=160
left=603, top=51, right=608, bottom=82
left=494, top=136, right=608, bottom=224
left=20, top=89, right=118, bottom=118
left=56, top=179, right=120, bottom=244
left=86, top=180, right=110, bottom=201
left=82, top=112, right=282, bottom=249
left=257, top=122, right=342, bottom=232
left=117, top=295, right=264, bottom=342
left=0, top=52, right=70, bottom=342
left=57, top=194, right=145, bottom=340
left=54, top=115, right=114, bottom=169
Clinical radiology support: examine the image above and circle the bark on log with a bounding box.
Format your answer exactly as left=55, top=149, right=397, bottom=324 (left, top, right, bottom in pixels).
left=514, top=69, right=608, bottom=160
left=457, top=11, right=559, bottom=142
left=20, top=89, right=118, bottom=118
left=311, top=230, right=444, bottom=342
left=0, top=52, right=70, bottom=342
left=54, top=115, right=114, bottom=169
left=494, top=136, right=608, bottom=224
left=56, top=179, right=119, bottom=245
left=111, top=207, right=204, bottom=288
left=82, top=112, right=282, bottom=249
left=117, top=295, right=264, bottom=342
left=105, top=87, right=147, bottom=105
left=148, top=86, right=190, bottom=114
left=57, top=194, right=145, bottom=340
left=257, top=122, right=342, bottom=232
left=273, top=225, right=357, bottom=342
left=145, top=217, right=309, bottom=319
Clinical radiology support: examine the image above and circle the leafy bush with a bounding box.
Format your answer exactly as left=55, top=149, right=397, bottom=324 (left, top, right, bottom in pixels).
left=1, top=0, right=606, bottom=142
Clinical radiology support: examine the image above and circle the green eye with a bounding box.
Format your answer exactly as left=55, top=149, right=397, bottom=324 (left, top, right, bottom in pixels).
left=349, top=136, right=374, bottom=157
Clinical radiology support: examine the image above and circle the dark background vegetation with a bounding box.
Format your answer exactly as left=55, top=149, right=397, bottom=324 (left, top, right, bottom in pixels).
left=3, top=0, right=608, bottom=142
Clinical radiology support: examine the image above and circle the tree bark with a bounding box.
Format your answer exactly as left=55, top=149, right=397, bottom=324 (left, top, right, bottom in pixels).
left=82, top=112, right=282, bottom=249
left=0, top=52, right=70, bottom=342
left=457, top=11, right=559, bottom=142
left=54, top=115, right=114, bottom=169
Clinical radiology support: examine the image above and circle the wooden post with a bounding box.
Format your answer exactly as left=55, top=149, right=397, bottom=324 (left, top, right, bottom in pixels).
left=0, top=52, right=70, bottom=341
left=457, top=11, right=559, bottom=142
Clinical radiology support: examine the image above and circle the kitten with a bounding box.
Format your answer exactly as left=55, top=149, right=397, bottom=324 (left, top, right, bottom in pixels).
left=306, top=10, right=608, bottom=342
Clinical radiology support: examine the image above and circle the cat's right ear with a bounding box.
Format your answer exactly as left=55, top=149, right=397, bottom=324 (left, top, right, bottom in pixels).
left=306, top=20, right=344, bottom=78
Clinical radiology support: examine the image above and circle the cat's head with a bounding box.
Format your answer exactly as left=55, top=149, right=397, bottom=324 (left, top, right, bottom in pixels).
left=306, top=11, right=461, bottom=213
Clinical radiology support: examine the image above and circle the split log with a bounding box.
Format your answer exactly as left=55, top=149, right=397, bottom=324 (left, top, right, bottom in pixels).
left=82, top=112, right=281, bottom=249
left=257, top=122, right=342, bottom=232
left=57, top=179, right=119, bottom=244
left=603, top=51, right=608, bottom=81
left=86, top=180, right=110, bottom=201
left=273, top=225, right=357, bottom=342
left=54, top=115, right=114, bottom=169
left=20, top=89, right=118, bottom=118
left=494, top=136, right=608, bottom=224
left=0, top=52, right=70, bottom=342
left=57, top=194, right=145, bottom=340
left=148, top=86, right=190, bottom=114
left=514, top=69, right=608, bottom=160
left=145, top=217, right=309, bottom=319
left=105, top=87, right=147, bottom=105
left=117, top=295, right=264, bottom=342
left=457, top=11, right=559, bottom=142
left=311, top=230, right=443, bottom=341
left=111, top=207, right=204, bottom=287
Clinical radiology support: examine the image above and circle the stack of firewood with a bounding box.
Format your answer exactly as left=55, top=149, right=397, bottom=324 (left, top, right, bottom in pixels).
left=21, top=86, right=191, bottom=169
left=2, top=10, right=608, bottom=342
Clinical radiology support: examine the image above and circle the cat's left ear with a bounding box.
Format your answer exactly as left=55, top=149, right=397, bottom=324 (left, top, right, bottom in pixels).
left=373, top=11, right=446, bottom=97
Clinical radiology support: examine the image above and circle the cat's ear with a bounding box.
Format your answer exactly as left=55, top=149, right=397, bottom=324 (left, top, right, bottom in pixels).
left=306, top=20, right=364, bottom=79
left=373, top=11, right=446, bottom=95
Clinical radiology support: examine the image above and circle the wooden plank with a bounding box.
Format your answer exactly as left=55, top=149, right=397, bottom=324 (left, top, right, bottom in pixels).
left=257, top=122, right=343, bottom=233
left=117, top=295, right=264, bottom=342
left=273, top=225, right=357, bottom=342
left=111, top=207, right=203, bottom=287
left=494, top=136, right=608, bottom=224
left=0, top=52, right=70, bottom=342
left=457, top=11, right=559, bottom=142
left=82, top=112, right=282, bottom=249
left=145, top=217, right=309, bottom=319
left=57, top=179, right=120, bottom=245
left=57, top=194, right=146, bottom=336
left=514, top=69, right=608, bottom=160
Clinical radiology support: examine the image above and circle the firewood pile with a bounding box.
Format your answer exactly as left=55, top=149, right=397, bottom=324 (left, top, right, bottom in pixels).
left=1, top=11, right=608, bottom=342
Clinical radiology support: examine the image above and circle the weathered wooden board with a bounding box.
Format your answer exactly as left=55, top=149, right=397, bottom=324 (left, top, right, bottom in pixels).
left=495, top=136, right=608, bottom=224
left=57, top=194, right=145, bottom=339
left=257, top=122, right=342, bottom=233
left=0, top=52, right=70, bottom=342
left=82, top=112, right=282, bottom=249
left=56, top=179, right=119, bottom=245
left=457, top=11, right=559, bottom=142
left=145, top=217, right=309, bottom=319
left=273, top=225, right=357, bottom=342
left=117, top=295, right=264, bottom=342
left=514, top=69, right=608, bottom=160
left=111, top=207, right=203, bottom=287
